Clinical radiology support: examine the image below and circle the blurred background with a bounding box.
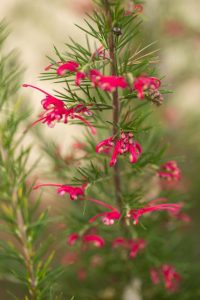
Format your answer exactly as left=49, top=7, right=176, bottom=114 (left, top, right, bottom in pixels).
left=0, top=0, right=199, bottom=299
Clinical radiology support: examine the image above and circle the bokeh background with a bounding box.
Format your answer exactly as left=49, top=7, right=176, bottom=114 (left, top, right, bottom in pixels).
left=0, top=0, right=199, bottom=299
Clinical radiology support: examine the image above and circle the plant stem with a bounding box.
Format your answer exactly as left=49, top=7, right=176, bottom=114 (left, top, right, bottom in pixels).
left=12, top=188, right=37, bottom=300
left=104, top=0, right=123, bottom=213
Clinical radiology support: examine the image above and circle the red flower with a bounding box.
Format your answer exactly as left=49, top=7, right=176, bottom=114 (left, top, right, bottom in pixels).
left=87, top=198, right=121, bottom=225
left=67, top=233, right=105, bottom=248
left=112, top=237, right=146, bottom=259
left=68, top=233, right=79, bottom=246
left=83, top=234, right=105, bottom=248
left=75, top=71, right=87, bottom=86
left=90, top=69, right=127, bottom=92
left=96, top=132, right=142, bottom=167
left=128, top=199, right=181, bottom=225
left=150, top=268, right=160, bottom=285
left=56, top=61, right=79, bottom=76
left=22, top=84, right=96, bottom=134
left=158, top=161, right=181, bottom=181
left=44, top=60, right=79, bottom=75
left=33, top=183, right=87, bottom=200
left=133, top=75, right=161, bottom=99
left=162, top=264, right=181, bottom=291
left=151, top=265, right=181, bottom=292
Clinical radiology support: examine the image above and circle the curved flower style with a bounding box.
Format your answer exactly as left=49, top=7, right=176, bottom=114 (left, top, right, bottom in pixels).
left=87, top=198, right=121, bottom=225
left=44, top=60, right=79, bottom=74
left=128, top=199, right=181, bottom=225
left=133, top=75, right=161, bottom=99
left=90, top=69, right=127, bottom=92
left=150, top=265, right=181, bottom=292
left=33, top=183, right=87, bottom=200
left=83, top=234, right=105, bottom=247
left=112, top=237, right=146, bottom=259
left=158, top=161, right=181, bottom=181
left=22, top=84, right=96, bottom=134
left=67, top=233, right=105, bottom=248
left=96, top=132, right=142, bottom=167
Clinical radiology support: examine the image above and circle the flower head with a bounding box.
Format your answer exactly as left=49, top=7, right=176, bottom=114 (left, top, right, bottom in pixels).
left=22, top=84, right=96, bottom=134
left=33, top=183, right=87, bottom=200
left=151, top=265, right=181, bottom=292
left=96, top=132, right=142, bottom=167
left=162, top=264, right=181, bottom=291
left=158, top=161, right=181, bottom=181
left=133, top=75, right=161, bottom=99
left=90, top=69, right=127, bottom=92
left=112, top=237, right=146, bottom=259
left=128, top=199, right=181, bottom=225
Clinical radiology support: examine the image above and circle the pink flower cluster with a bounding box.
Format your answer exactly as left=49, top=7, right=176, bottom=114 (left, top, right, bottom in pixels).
left=96, top=132, right=142, bottom=167
left=158, top=161, right=181, bottom=181
left=151, top=265, right=181, bottom=292
left=22, top=84, right=96, bottom=134
left=33, top=183, right=87, bottom=200
left=112, top=237, right=146, bottom=259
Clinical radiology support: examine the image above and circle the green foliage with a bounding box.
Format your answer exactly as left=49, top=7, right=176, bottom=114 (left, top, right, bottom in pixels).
left=0, top=21, right=63, bottom=299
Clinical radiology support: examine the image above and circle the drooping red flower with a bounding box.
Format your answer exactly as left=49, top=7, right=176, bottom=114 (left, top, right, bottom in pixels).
left=151, top=265, right=181, bottom=292
left=75, top=71, right=87, bottom=86
left=67, top=233, right=105, bottom=248
left=33, top=183, right=87, bottom=200
left=87, top=198, right=121, bottom=225
left=22, top=84, right=96, bottom=134
left=112, top=237, right=146, bottom=259
left=56, top=61, right=79, bottom=76
left=162, top=264, right=182, bottom=291
left=158, top=161, right=181, bottom=181
left=83, top=234, right=105, bottom=248
left=129, top=239, right=146, bottom=258
left=96, top=132, right=142, bottom=167
left=44, top=60, right=79, bottom=75
left=133, top=75, right=161, bottom=99
left=90, top=69, right=127, bottom=92
left=67, top=233, right=79, bottom=246
left=128, top=199, right=181, bottom=225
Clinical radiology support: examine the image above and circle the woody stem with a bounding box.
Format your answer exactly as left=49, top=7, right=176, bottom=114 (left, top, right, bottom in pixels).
left=104, top=0, right=123, bottom=213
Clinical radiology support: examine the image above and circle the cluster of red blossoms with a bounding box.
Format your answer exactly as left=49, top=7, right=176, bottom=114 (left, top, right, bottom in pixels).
left=43, top=59, right=162, bottom=98
left=23, top=84, right=96, bottom=134
left=158, top=160, right=181, bottom=181
left=96, top=132, right=142, bottom=167
left=150, top=265, right=181, bottom=292
left=67, top=232, right=145, bottom=260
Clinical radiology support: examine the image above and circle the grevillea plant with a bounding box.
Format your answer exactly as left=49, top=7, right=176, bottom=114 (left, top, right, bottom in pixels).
left=19, top=0, right=191, bottom=299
